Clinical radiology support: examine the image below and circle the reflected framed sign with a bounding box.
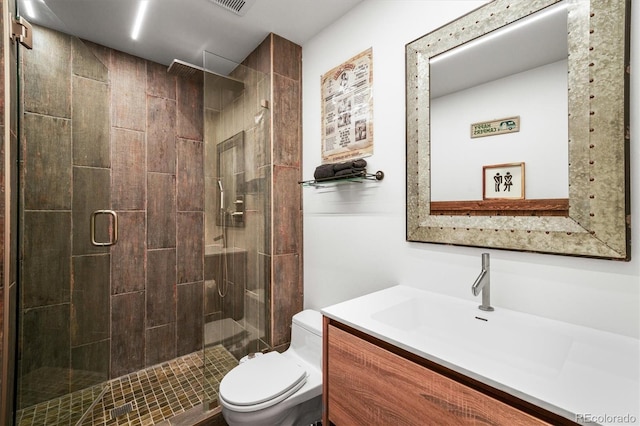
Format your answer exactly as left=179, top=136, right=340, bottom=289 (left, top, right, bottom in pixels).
left=483, top=163, right=525, bottom=200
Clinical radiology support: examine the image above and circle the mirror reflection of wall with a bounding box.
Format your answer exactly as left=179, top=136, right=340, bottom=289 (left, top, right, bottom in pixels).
left=430, top=2, right=568, bottom=202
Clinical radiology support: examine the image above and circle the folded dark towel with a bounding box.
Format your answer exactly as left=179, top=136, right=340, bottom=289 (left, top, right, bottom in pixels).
left=333, top=162, right=352, bottom=172
left=333, top=158, right=368, bottom=172
left=352, top=159, right=367, bottom=169
left=334, top=167, right=366, bottom=177
left=314, top=164, right=335, bottom=180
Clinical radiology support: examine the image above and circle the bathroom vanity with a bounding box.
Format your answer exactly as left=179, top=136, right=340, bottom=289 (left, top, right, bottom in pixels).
left=321, top=286, right=639, bottom=425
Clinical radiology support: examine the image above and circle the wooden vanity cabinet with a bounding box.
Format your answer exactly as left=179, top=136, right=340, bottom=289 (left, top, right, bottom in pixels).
left=322, top=318, right=576, bottom=425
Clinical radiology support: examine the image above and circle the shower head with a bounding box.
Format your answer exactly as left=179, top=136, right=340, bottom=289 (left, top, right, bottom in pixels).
left=167, top=59, right=205, bottom=79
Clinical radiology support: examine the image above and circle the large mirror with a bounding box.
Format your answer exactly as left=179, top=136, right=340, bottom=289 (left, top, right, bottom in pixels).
left=406, top=0, right=630, bottom=260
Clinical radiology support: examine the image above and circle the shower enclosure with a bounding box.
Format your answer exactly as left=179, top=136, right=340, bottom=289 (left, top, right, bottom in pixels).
left=201, top=49, right=273, bottom=406
left=11, top=1, right=272, bottom=423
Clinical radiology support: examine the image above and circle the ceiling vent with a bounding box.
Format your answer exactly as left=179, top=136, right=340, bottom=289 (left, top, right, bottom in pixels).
left=208, top=0, right=257, bottom=16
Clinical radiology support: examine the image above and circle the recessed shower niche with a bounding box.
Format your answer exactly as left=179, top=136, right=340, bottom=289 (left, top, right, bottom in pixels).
left=216, top=131, right=246, bottom=227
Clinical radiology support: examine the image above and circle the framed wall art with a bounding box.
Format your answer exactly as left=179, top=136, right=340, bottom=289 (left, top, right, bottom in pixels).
left=320, top=48, right=374, bottom=163
left=483, top=162, right=525, bottom=200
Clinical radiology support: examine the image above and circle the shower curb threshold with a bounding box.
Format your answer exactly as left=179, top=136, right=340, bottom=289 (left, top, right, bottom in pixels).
left=156, top=404, right=224, bottom=426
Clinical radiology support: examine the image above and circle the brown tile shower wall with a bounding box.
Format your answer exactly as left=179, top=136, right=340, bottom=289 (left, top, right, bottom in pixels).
left=271, top=35, right=303, bottom=348
left=18, top=24, right=205, bottom=397
left=242, top=34, right=303, bottom=349
left=272, top=41, right=303, bottom=348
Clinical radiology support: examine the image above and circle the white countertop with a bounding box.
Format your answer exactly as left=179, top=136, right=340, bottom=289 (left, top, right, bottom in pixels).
left=321, top=285, right=639, bottom=425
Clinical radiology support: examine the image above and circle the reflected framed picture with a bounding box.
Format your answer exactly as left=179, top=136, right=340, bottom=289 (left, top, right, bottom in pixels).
left=483, top=162, right=525, bottom=200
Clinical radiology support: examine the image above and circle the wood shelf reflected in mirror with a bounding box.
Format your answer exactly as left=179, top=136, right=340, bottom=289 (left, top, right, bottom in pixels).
left=430, top=199, right=569, bottom=217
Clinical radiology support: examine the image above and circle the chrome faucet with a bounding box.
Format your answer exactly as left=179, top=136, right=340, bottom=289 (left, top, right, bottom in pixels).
left=471, top=253, right=494, bottom=312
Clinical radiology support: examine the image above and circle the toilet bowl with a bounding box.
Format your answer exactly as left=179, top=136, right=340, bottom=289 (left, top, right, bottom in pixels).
left=219, top=309, right=323, bottom=426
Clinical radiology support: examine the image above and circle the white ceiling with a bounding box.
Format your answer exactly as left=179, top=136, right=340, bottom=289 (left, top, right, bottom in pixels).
left=20, top=0, right=363, bottom=74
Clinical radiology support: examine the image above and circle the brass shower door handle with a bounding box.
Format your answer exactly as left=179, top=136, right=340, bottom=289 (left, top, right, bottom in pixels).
left=90, top=210, right=118, bottom=247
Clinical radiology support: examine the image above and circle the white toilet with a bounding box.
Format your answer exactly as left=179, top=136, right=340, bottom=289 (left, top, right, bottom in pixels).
left=219, top=309, right=323, bottom=426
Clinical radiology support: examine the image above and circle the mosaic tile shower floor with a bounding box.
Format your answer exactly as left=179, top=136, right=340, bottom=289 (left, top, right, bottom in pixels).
left=16, top=345, right=238, bottom=426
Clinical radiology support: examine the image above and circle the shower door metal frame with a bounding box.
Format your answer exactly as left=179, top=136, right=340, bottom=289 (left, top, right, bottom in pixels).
left=12, top=7, right=113, bottom=422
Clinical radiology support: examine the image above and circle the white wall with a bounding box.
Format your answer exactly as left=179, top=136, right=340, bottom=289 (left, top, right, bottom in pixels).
left=302, top=0, right=640, bottom=339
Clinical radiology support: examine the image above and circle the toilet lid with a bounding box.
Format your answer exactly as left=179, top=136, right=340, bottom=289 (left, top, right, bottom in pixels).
left=220, top=351, right=307, bottom=407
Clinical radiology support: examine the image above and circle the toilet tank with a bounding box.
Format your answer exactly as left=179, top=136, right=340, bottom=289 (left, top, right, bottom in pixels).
left=289, top=310, right=323, bottom=370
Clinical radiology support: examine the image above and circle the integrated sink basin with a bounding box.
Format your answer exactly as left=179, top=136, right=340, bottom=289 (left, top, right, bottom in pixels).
left=371, top=295, right=573, bottom=378
left=322, top=285, right=639, bottom=425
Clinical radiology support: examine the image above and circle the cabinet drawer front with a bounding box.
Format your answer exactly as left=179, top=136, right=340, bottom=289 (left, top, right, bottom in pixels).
left=327, top=324, right=550, bottom=425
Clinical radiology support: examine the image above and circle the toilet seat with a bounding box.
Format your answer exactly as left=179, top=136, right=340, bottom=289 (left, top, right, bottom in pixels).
left=219, top=351, right=308, bottom=413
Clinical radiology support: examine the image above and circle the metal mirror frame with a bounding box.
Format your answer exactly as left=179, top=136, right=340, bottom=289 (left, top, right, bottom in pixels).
left=406, top=0, right=631, bottom=260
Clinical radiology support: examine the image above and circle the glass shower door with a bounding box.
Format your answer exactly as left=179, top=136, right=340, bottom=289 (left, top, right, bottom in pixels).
left=202, top=50, right=271, bottom=408
left=15, top=4, right=113, bottom=422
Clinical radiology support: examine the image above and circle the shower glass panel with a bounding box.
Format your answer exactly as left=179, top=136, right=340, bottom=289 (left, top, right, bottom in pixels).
left=202, top=50, right=271, bottom=406
left=15, top=1, right=111, bottom=422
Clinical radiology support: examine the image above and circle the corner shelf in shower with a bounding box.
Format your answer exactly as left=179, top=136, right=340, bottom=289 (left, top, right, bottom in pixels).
left=298, top=170, right=384, bottom=187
